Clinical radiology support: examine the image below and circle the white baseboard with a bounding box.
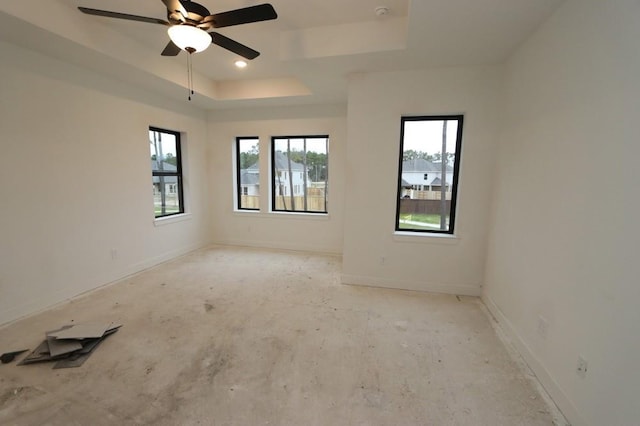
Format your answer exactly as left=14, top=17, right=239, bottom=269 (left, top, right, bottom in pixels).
left=340, top=273, right=481, bottom=296
left=126, top=242, right=206, bottom=273
left=0, top=242, right=208, bottom=328
left=212, top=238, right=342, bottom=257
left=482, top=294, right=585, bottom=426
left=1, top=294, right=75, bottom=328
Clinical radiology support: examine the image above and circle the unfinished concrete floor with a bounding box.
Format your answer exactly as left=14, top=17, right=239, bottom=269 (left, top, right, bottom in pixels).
left=0, top=246, right=566, bottom=425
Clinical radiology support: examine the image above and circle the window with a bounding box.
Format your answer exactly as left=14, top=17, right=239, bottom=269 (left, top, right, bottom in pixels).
left=150, top=127, right=184, bottom=218
left=271, top=136, right=328, bottom=213
left=395, top=115, right=463, bottom=234
left=236, top=137, right=260, bottom=210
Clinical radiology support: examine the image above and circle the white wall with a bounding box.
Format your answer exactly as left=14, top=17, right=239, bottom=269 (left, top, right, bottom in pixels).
left=5, top=2, right=639, bottom=422
left=483, top=1, right=640, bottom=425
left=0, top=41, right=211, bottom=325
left=208, top=106, right=346, bottom=254
left=342, top=67, right=502, bottom=295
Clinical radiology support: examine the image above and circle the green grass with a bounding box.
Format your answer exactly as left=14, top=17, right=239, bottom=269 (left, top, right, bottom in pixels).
left=399, top=213, right=442, bottom=224
left=398, top=223, right=433, bottom=230
left=155, top=207, right=180, bottom=215
left=398, top=213, right=448, bottom=230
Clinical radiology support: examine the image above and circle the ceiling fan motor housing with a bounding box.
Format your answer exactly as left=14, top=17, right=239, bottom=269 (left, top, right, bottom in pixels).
left=168, top=1, right=211, bottom=27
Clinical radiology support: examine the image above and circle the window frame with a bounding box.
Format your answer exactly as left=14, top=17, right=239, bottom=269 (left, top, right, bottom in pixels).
left=394, top=115, right=464, bottom=235
left=270, top=135, right=329, bottom=214
left=150, top=126, right=184, bottom=219
left=235, top=136, right=260, bottom=211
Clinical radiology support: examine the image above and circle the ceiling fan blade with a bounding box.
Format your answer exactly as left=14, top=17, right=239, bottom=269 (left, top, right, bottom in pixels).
left=161, top=40, right=181, bottom=56
left=78, top=7, right=169, bottom=25
left=210, top=32, right=260, bottom=60
left=204, top=4, right=277, bottom=28
left=161, top=0, right=188, bottom=19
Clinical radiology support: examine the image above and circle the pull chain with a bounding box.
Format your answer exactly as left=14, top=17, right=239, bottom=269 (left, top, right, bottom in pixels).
left=187, top=52, right=192, bottom=101
left=185, top=47, right=196, bottom=101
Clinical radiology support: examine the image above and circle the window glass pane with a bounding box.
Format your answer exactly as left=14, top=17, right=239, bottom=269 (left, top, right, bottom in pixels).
left=153, top=174, right=182, bottom=216
left=272, top=136, right=328, bottom=213
left=150, top=132, right=178, bottom=172
left=396, top=116, right=462, bottom=233
left=237, top=137, right=260, bottom=210
left=150, top=128, right=183, bottom=218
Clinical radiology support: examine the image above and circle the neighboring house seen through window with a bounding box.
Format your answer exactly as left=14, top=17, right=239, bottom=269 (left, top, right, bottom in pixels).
left=271, top=136, right=328, bottom=213
left=236, top=137, right=260, bottom=210
left=150, top=127, right=184, bottom=218
left=396, top=116, right=463, bottom=234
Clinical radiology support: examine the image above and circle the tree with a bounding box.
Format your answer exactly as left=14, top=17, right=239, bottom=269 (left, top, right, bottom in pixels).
left=403, top=150, right=434, bottom=162
left=403, top=149, right=421, bottom=161
left=431, top=152, right=455, bottom=166
left=164, top=152, right=177, bottom=166
left=150, top=131, right=166, bottom=215
left=285, top=149, right=327, bottom=181
left=239, top=144, right=259, bottom=169
left=286, top=141, right=295, bottom=209
left=305, top=151, right=327, bottom=181
left=440, top=121, right=448, bottom=230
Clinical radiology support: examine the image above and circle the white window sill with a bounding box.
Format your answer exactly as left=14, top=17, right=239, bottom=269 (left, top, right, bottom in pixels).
left=233, top=209, right=261, bottom=215
left=232, top=211, right=330, bottom=221
left=269, top=211, right=329, bottom=220
left=393, top=231, right=459, bottom=245
left=154, top=213, right=192, bottom=227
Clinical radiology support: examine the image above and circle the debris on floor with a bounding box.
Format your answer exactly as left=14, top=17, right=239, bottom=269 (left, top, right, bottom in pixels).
left=0, top=349, right=29, bottom=364
left=15, top=322, right=121, bottom=369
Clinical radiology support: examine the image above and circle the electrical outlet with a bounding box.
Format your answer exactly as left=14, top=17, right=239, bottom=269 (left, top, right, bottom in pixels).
left=576, top=356, right=588, bottom=378
left=110, top=249, right=118, bottom=260
left=537, top=315, right=549, bottom=339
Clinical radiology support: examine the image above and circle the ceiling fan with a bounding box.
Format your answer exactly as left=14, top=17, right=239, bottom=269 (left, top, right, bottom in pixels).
left=78, top=0, right=278, bottom=60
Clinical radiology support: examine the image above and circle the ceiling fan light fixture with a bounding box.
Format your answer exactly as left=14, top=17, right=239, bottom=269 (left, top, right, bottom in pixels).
left=235, top=60, right=248, bottom=68
left=168, top=25, right=211, bottom=53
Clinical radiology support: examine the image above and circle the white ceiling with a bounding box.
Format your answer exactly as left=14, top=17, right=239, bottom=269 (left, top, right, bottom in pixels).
left=0, top=0, right=564, bottom=110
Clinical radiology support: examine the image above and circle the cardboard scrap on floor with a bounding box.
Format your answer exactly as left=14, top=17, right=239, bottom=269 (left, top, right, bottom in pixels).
left=17, top=322, right=121, bottom=369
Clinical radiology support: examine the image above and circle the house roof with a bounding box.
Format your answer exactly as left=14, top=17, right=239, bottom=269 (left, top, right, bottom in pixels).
left=151, top=160, right=179, bottom=184
left=245, top=152, right=305, bottom=173
left=151, top=160, right=177, bottom=172
left=240, top=172, right=259, bottom=185
left=152, top=175, right=177, bottom=184
left=402, top=159, right=453, bottom=173
left=273, top=151, right=305, bottom=171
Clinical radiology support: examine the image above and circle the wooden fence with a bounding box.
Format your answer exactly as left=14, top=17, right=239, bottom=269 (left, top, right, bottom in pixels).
left=403, top=190, right=452, bottom=200
left=240, top=195, right=259, bottom=209
left=240, top=195, right=327, bottom=212
left=399, top=198, right=451, bottom=215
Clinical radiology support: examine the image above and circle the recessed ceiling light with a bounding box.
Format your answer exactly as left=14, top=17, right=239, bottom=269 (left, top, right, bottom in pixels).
left=235, top=60, right=248, bottom=68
